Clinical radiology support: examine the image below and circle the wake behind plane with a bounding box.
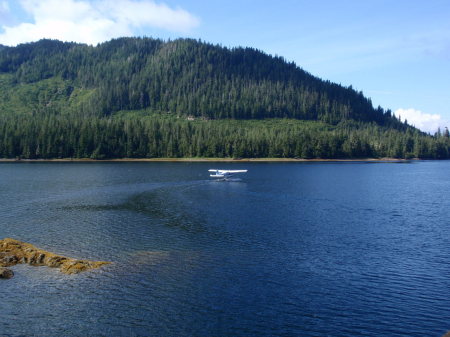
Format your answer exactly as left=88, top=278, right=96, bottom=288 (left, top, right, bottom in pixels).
left=208, top=169, right=248, bottom=180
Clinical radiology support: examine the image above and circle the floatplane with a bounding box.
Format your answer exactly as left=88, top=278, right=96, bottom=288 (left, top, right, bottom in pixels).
left=208, top=169, right=248, bottom=181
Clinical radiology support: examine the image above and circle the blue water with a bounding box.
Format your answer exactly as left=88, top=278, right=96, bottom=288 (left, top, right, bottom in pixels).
left=0, top=161, right=449, bottom=337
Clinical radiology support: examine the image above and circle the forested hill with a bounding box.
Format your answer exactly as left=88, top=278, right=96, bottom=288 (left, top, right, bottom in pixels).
left=0, top=37, right=396, bottom=125
left=0, top=37, right=449, bottom=159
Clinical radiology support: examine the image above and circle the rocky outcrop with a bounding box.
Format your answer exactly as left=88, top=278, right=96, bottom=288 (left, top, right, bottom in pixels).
left=0, top=238, right=110, bottom=278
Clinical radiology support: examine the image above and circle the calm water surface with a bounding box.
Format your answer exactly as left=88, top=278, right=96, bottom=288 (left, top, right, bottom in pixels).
left=0, top=161, right=449, bottom=336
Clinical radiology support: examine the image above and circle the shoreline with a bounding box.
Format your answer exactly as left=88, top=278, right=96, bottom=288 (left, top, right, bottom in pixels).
left=0, top=157, right=416, bottom=163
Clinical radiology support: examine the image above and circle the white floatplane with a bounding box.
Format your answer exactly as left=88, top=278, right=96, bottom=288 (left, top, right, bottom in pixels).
left=208, top=169, right=248, bottom=180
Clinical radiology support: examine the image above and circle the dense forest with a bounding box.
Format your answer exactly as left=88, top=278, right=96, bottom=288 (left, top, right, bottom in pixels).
left=0, top=37, right=448, bottom=159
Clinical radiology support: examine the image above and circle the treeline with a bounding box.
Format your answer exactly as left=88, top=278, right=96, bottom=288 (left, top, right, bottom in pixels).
left=0, top=38, right=401, bottom=126
left=1, top=114, right=448, bottom=159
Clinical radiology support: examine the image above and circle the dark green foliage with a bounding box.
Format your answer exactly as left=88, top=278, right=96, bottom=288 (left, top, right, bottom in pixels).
left=0, top=114, right=448, bottom=159
left=1, top=37, right=400, bottom=125
left=0, top=37, right=448, bottom=159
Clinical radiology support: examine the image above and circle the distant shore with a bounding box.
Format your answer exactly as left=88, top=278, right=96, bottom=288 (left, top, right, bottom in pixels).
left=0, top=157, right=416, bottom=163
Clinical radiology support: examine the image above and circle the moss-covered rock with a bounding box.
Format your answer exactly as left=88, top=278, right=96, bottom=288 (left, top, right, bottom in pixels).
left=0, top=238, right=110, bottom=277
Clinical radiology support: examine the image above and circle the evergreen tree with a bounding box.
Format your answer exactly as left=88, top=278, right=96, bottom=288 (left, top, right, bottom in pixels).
left=0, top=38, right=448, bottom=160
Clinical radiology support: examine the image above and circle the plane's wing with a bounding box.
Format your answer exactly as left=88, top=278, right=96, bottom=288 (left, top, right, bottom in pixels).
left=208, top=169, right=248, bottom=174
left=208, top=169, right=247, bottom=177
left=221, top=170, right=247, bottom=173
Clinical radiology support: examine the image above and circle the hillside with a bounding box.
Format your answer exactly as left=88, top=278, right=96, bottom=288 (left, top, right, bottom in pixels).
left=0, top=37, right=396, bottom=124
left=0, top=37, right=448, bottom=159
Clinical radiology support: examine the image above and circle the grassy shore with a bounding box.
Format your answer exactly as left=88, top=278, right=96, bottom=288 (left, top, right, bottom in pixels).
left=0, top=157, right=414, bottom=163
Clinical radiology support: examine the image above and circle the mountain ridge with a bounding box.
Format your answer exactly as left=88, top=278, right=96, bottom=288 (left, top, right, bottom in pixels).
left=0, top=37, right=448, bottom=159
left=0, top=37, right=396, bottom=126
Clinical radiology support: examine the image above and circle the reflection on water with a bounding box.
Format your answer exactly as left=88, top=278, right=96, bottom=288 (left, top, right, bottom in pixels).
left=1, top=161, right=450, bottom=337
left=60, top=189, right=209, bottom=233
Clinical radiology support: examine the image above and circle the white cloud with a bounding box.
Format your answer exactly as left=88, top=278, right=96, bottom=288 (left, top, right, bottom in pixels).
left=394, top=108, right=449, bottom=134
left=0, top=0, right=199, bottom=46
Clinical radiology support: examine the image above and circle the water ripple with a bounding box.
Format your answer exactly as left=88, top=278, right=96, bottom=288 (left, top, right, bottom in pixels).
left=1, top=161, right=450, bottom=336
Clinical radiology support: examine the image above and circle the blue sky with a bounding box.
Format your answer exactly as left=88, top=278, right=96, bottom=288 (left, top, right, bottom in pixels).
left=1, top=0, right=449, bottom=133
